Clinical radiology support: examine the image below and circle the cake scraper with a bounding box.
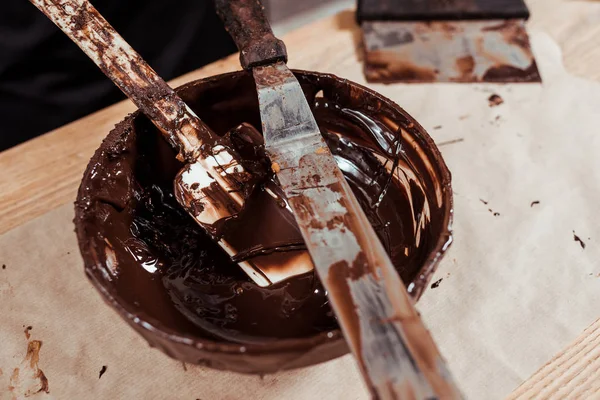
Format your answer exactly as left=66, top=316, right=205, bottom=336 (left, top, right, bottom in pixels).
left=358, top=0, right=541, bottom=83
left=216, top=0, right=463, bottom=397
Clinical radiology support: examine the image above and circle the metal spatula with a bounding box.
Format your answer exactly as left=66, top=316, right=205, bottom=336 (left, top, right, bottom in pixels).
left=215, top=0, right=463, bottom=397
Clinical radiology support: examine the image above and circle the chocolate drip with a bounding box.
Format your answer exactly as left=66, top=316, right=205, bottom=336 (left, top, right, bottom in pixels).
left=231, top=243, right=307, bottom=263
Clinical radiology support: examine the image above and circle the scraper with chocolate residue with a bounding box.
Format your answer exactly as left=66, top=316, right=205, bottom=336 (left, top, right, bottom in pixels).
left=216, top=0, right=463, bottom=397
left=358, top=0, right=542, bottom=83
left=29, top=0, right=312, bottom=287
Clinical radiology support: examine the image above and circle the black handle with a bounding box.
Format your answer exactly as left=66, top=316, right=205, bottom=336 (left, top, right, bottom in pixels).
left=214, top=0, right=287, bottom=69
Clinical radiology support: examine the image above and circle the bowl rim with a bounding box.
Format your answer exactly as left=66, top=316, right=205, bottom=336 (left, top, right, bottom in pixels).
left=76, top=68, right=453, bottom=357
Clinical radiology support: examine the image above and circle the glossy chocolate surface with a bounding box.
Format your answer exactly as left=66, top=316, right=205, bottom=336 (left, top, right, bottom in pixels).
left=75, top=70, right=452, bottom=373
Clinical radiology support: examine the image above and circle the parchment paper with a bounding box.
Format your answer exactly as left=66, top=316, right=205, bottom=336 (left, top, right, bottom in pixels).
left=1, top=32, right=600, bottom=399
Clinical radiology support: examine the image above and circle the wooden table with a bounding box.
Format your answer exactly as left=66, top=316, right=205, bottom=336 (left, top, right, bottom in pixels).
left=1, top=1, right=599, bottom=397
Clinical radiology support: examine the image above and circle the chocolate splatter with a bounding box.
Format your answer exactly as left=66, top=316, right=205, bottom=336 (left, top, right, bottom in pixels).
left=530, top=201, right=540, bottom=207
left=99, top=365, right=107, bottom=379
left=488, top=94, right=504, bottom=107
left=480, top=200, right=500, bottom=216
left=2, top=264, right=5, bottom=270
left=489, top=115, right=502, bottom=126
left=433, top=125, right=442, bottom=130
left=24, top=326, right=32, bottom=340
left=488, top=209, right=500, bottom=217
left=573, top=231, right=586, bottom=249
left=437, top=138, right=464, bottom=147
left=8, top=340, right=49, bottom=397
left=459, top=114, right=470, bottom=120
left=430, top=278, right=443, bottom=289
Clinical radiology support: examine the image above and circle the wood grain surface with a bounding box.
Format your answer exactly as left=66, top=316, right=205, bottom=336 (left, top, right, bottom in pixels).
left=508, top=319, right=600, bottom=399
left=1, top=1, right=600, bottom=397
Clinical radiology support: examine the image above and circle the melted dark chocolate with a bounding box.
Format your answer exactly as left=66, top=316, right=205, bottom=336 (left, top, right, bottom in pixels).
left=114, top=99, right=434, bottom=344
left=75, top=71, right=450, bottom=362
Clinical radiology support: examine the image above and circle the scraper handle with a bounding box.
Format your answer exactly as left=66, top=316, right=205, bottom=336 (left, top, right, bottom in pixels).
left=214, top=0, right=287, bottom=69
left=28, top=0, right=219, bottom=163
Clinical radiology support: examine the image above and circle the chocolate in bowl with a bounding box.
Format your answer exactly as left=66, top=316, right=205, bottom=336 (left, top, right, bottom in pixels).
left=74, top=70, right=452, bottom=374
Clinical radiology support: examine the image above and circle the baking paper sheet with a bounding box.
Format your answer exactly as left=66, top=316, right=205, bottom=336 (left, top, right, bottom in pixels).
left=1, top=32, right=599, bottom=399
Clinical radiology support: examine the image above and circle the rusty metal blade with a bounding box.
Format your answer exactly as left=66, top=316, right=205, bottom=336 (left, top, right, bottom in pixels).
left=362, top=19, right=541, bottom=83
left=253, top=61, right=463, bottom=398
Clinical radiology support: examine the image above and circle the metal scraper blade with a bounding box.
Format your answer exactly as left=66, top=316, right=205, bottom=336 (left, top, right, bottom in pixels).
left=252, top=61, right=383, bottom=283
left=253, top=62, right=462, bottom=397
left=362, top=19, right=541, bottom=83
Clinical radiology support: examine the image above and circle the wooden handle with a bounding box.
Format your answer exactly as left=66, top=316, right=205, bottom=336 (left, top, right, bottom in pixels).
left=214, top=0, right=287, bottom=69
left=29, top=0, right=252, bottom=224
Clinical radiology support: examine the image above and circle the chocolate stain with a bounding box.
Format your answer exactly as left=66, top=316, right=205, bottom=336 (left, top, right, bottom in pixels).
left=455, top=55, right=475, bottom=80
left=365, top=49, right=437, bottom=82
left=479, top=199, right=500, bottom=216
left=2, top=264, right=5, bottom=270
left=430, top=278, right=443, bottom=289
left=433, top=125, right=442, bottom=130
left=573, top=231, right=586, bottom=249
left=489, top=115, right=502, bottom=126
left=437, top=138, right=464, bottom=147
left=99, top=365, right=107, bottom=379
left=24, top=326, right=32, bottom=340
left=8, top=340, right=49, bottom=397
left=488, top=94, right=504, bottom=107
left=530, top=201, right=540, bottom=207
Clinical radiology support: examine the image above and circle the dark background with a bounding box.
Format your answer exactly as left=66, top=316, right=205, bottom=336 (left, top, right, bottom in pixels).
left=0, top=0, right=346, bottom=151
left=0, top=0, right=237, bottom=151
